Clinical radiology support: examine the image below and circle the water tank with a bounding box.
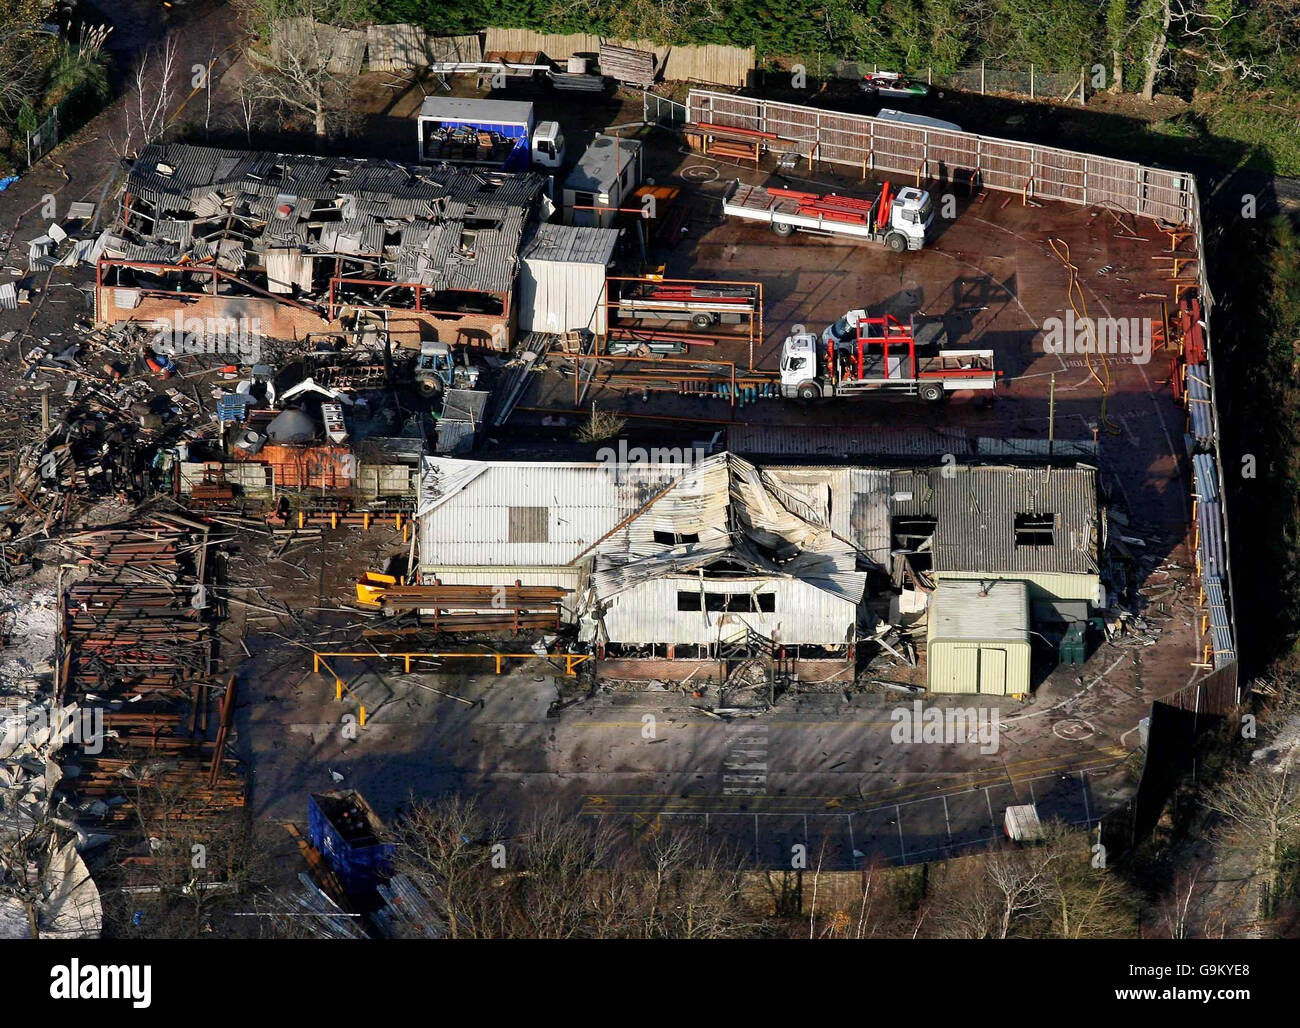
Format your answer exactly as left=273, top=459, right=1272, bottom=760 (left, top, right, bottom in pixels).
left=567, top=56, right=588, bottom=74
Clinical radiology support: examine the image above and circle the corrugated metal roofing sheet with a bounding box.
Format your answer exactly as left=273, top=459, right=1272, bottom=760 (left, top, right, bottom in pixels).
left=521, top=223, right=619, bottom=265
left=929, top=580, right=1029, bottom=641
left=122, top=145, right=546, bottom=299
left=418, top=457, right=690, bottom=566
left=728, top=424, right=973, bottom=460
left=891, top=465, right=1099, bottom=575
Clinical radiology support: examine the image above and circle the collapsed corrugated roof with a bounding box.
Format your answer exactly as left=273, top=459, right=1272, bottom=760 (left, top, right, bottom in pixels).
left=591, top=453, right=867, bottom=605
left=116, top=143, right=546, bottom=296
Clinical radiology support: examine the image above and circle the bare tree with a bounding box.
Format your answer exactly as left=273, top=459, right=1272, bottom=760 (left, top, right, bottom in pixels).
left=1130, top=0, right=1253, bottom=99
left=236, top=0, right=363, bottom=139
left=392, top=794, right=504, bottom=940
left=1203, top=762, right=1300, bottom=921
left=111, top=35, right=182, bottom=158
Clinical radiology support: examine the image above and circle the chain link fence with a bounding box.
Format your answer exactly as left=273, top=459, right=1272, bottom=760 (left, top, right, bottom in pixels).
left=640, top=91, right=688, bottom=127
left=760, top=57, right=1087, bottom=104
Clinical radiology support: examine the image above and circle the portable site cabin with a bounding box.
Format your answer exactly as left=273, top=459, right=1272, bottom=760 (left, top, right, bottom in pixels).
left=926, top=580, right=1031, bottom=695
left=563, top=136, right=643, bottom=228
left=417, top=97, right=535, bottom=170
left=517, top=223, right=619, bottom=335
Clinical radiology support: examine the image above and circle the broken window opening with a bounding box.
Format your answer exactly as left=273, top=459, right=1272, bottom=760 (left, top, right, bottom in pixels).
left=653, top=530, right=699, bottom=546
left=891, top=515, right=937, bottom=550
left=1014, top=512, right=1056, bottom=547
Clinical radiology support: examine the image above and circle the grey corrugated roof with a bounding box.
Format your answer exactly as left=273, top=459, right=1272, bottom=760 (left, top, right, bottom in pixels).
left=890, top=465, right=1099, bottom=575
left=729, top=424, right=974, bottom=460
left=929, top=580, right=1030, bottom=642
left=522, top=223, right=619, bottom=265
left=119, top=144, right=546, bottom=296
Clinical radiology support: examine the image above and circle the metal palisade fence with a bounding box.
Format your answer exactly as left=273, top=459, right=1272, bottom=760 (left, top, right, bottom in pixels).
left=687, top=89, right=1191, bottom=221
left=26, top=106, right=60, bottom=168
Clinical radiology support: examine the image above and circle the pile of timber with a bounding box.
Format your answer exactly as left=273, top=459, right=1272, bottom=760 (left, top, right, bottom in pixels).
left=599, top=43, right=656, bottom=87
left=63, top=512, right=212, bottom=572
left=375, top=583, right=570, bottom=633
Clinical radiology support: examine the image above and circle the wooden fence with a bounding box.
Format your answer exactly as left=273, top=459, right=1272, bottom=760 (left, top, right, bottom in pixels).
left=687, top=89, right=1193, bottom=223
left=484, top=27, right=751, bottom=86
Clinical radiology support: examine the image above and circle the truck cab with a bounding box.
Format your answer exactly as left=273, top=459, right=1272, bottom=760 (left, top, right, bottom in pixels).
left=532, top=121, right=566, bottom=169
left=780, top=331, right=820, bottom=395
left=887, top=187, right=933, bottom=250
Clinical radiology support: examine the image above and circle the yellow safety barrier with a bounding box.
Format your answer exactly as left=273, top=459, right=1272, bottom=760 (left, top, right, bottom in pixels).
left=312, top=650, right=593, bottom=678
left=312, top=652, right=367, bottom=727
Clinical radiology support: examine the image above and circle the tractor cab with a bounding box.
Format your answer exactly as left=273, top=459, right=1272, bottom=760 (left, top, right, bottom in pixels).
left=415, top=340, right=481, bottom=398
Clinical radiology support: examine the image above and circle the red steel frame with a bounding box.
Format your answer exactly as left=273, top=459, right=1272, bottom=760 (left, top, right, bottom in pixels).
left=326, top=276, right=510, bottom=322
left=837, top=313, right=997, bottom=384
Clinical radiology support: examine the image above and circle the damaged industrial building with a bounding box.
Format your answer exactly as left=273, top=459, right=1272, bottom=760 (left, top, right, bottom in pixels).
left=96, top=143, right=549, bottom=348
left=416, top=450, right=1103, bottom=697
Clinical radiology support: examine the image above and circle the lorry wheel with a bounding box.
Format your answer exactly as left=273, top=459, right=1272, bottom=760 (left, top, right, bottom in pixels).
left=797, top=382, right=820, bottom=402
left=771, top=221, right=794, bottom=238
left=417, top=380, right=442, bottom=399
left=919, top=382, right=945, bottom=402
left=886, top=232, right=907, bottom=253
left=691, top=312, right=716, bottom=329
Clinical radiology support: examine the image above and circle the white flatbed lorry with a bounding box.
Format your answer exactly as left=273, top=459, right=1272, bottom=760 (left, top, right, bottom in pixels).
left=723, top=180, right=932, bottom=251
left=780, top=311, right=997, bottom=402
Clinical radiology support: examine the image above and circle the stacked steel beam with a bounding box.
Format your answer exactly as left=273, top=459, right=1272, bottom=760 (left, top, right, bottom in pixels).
left=57, top=510, right=245, bottom=827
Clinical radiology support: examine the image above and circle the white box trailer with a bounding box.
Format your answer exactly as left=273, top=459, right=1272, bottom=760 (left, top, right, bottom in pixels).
left=417, top=97, right=535, bottom=170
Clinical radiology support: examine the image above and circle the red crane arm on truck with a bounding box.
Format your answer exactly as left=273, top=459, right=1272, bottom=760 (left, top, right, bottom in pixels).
left=832, top=314, right=915, bottom=380
left=832, top=314, right=996, bottom=384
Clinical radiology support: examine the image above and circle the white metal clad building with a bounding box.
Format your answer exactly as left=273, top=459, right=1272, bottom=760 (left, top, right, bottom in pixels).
left=517, top=223, right=619, bottom=335
left=415, top=457, right=693, bottom=618
left=598, top=574, right=859, bottom=647
left=588, top=453, right=867, bottom=650
left=925, top=580, right=1031, bottom=695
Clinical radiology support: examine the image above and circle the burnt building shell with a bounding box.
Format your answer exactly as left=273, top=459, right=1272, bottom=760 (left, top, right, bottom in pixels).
left=100, top=143, right=547, bottom=341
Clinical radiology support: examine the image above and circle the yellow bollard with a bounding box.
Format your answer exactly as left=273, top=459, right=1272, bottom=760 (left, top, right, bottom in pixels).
left=298, top=511, right=305, bottom=529
left=331, top=512, right=338, bottom=529
left=335, top=678, right=343, bottom=700
left=359, top=706, right=367, bottom=727
left=313, top=654, right=320, bottom=674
